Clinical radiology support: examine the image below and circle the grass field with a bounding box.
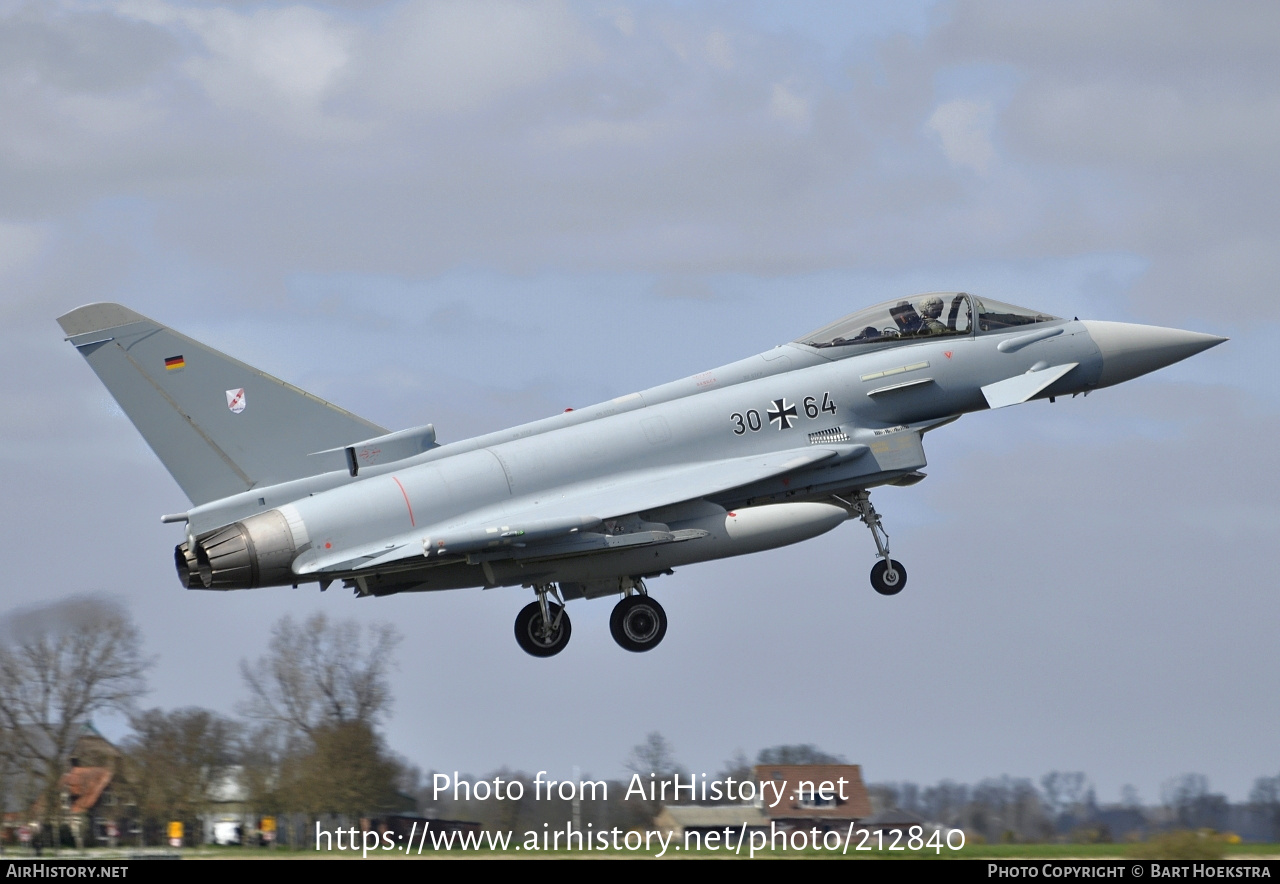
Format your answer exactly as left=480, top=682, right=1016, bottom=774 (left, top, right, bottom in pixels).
left=165, top=840, right=1280, bottom=859
left=17, top=839, right=1279, bottom=860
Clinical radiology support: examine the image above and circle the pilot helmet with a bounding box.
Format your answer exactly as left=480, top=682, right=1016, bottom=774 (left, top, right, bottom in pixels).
left=919, top=296, right=943, bottom=318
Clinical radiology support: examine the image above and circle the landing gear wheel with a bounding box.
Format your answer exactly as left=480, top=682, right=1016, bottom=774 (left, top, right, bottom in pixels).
left=610, top=594, right=668, bottom=652
left=842, top=490, right=906, bottom=596
left=871, top=560, right=907, bottom=595
left=514, top=601, right=571, bottom=657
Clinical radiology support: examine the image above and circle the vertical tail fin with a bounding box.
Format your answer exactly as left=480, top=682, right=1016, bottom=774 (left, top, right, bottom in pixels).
left=58, top=303, right=387, bottom=506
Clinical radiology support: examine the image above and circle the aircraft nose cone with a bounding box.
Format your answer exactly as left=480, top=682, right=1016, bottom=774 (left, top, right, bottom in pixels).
left=1082, top=320, right=1227, bottom=388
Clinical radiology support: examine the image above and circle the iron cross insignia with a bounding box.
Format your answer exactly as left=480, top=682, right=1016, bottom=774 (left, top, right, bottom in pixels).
left=767, top=398, right=798, bottom=430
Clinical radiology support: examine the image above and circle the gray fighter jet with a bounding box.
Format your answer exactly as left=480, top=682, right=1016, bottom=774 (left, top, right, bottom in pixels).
left=58, top=294, right=1224, bottom=657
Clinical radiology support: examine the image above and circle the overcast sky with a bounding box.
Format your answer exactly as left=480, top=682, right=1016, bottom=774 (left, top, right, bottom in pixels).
left=2, top=0, right=1275, bottom=804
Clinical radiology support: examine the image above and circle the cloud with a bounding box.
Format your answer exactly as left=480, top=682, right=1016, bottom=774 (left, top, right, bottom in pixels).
left=927, top=98, right=995, bottom=174
left=0, top=220, right=49, bottom=274
left=930, top=0, right=1280, bottom=318
left=0, top=0, right=1271, bottom=315
left=0, top=5, right=177, bottom=94
left=5, top=2, right=1273, bottom=802
left=652, top=274, right=716, bottom=301
left=769, top=81, right=811, bottom=129
left=347, top=0, right=593, bottom=116
left=186, top=5, right=352, bottom=107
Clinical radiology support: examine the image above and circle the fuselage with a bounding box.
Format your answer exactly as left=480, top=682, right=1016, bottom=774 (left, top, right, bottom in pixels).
left=57, top=294, right=1227, bottom=655
left=183, top=310, right=1116, bottom=591
left=173, top=291, right=1224, bottom=601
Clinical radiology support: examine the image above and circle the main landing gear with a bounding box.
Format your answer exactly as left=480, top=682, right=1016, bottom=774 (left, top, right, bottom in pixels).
left=610, top=580, right=667, bottom=653
left=514, top=583, right=571, bottom=657
left=512, top=579, right=668, bottom=657
left=839, top=490, right=908, bottom=596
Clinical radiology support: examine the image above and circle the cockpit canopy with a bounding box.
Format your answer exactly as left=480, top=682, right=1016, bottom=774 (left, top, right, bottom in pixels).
left=796, top=293, right=1061, bottom=351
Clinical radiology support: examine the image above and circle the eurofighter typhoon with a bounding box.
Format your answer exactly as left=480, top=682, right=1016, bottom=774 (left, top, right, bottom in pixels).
left=59, top=295, right=1224, bottom=657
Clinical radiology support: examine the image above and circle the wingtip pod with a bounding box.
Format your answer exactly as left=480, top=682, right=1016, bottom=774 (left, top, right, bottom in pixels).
left=1081, top=320, right=1227, bottom=388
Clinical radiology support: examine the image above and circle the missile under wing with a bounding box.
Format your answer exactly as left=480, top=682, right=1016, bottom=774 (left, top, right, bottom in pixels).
left=58, top=294, right=1225, bottom=657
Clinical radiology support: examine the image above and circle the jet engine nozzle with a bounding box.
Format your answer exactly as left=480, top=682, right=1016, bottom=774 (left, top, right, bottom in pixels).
left=176, top=509, right=301, bottom=590
left=174, top=542, right=201, bottom=588
left=1082, top=320, right=1226, bottom=388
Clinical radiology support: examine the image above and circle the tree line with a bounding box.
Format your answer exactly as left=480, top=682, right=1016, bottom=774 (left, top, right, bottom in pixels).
left=868, top=771, right=1280, bottom=844
left=422, top=733, right=1280, bottom=845
left=0, top=596, right=1276, bottom=849
left=0, top=596, right=408, bottom=849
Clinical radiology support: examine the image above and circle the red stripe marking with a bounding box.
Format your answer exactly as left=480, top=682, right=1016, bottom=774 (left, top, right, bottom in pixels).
left=393, top=476, right=415, bottom=527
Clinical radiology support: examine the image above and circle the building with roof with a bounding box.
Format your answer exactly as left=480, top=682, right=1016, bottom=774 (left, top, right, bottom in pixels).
left=653, top=804, right=769, bottom=839
left=752, top=763, right=873, bottom=830
left=656, top=764, right=874, bottom=840
left=59, top=765, right=127, bottom=848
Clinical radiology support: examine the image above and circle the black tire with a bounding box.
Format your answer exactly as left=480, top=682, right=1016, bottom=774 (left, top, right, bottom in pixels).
left=610, top=595, right=668, bottom=652
left=514, top=601, right=571, bottom=657
left=870, top=559, right=907, bottom=595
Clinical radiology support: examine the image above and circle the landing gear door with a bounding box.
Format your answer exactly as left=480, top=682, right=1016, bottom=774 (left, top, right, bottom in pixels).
left=867, top=428, right=927, bottom=473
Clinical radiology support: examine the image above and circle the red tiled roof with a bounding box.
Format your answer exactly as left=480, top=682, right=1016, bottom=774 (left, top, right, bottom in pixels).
left=60, top=767, right=113, bottom=814
left=752, top=764, right=873, bottom=820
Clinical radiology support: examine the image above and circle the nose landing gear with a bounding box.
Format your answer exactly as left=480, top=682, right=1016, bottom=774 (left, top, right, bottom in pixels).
left=870, top=558, right=907, bottom=595
left=839, top=490, right=908, bottom=596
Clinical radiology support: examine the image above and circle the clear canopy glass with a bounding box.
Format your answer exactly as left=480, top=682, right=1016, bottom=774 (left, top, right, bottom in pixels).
left=971, top=296, right=1060, bottom=333
left=795, top=293, right=1060, bottom=350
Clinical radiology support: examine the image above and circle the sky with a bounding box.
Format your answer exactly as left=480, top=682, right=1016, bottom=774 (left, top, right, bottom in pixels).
left=2, top=0, right=1276, bottom=805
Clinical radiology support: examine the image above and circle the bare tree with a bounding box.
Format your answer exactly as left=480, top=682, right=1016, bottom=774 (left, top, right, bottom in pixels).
left=240, top=614, right=402, bottom=831
left=717, top=749, right=752, bottom=784
left=756, top=744, right=846, bottom=765
left=624, top=732, right=685, bottom=821
left=1042, top=770, right=1091, bottom=833
left=625, top=731, right=684, bottom=778
left=921, top=780, right=970, bottom=828
left=0, top=597, right=149, bottom=848
left=287, top=721, right=402, bottom=819
left=124, top=707, right=240, bottom=846
left=1162, top=773, right=1228, bottom=831
left=240, top=613, right=401, bottom=737
left=237, top=721, right=300, bottom=847
left=1121, top=784, right=1142, bottom=809
left=1249, top=774, right=1280, bottom=841
left=961, top=776, right=1051, bottom=843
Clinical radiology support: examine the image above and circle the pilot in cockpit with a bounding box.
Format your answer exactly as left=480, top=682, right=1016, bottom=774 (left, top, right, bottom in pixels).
left=918, top=295, right=947, bottom=335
